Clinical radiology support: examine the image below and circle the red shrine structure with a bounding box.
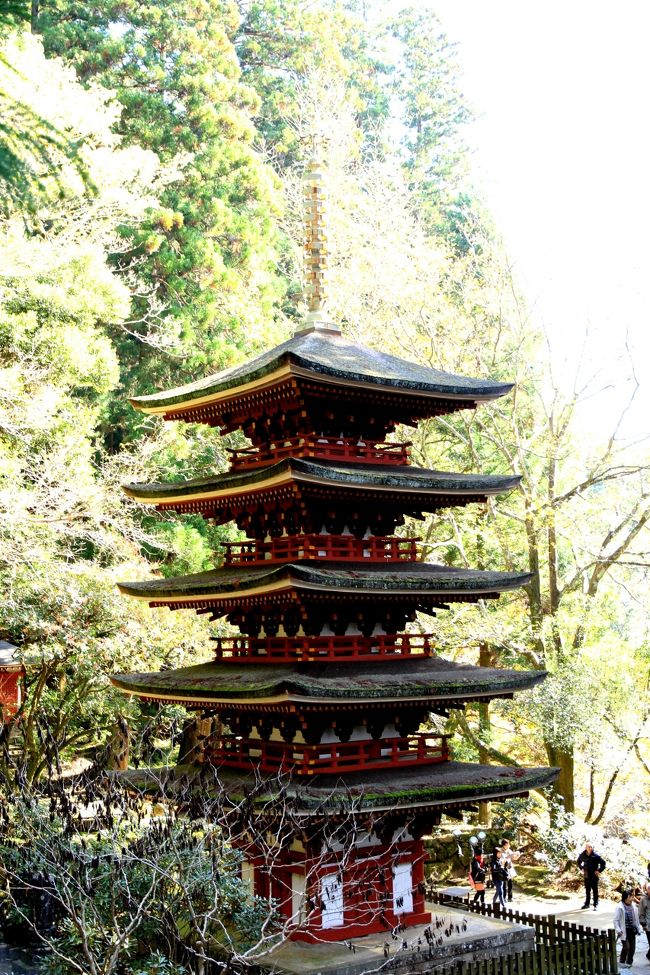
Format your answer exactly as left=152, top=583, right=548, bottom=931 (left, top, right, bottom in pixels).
left=0, top=641, right=24, bottom=722
left=113, top=151, right=555, bottom=942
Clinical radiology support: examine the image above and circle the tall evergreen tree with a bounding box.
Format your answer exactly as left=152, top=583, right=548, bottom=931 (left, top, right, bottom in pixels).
left=0, top=32, right=215, bottom=777
left=234, top=0, right=390, bottom=164
left=35, top=0, right=287, bottom=443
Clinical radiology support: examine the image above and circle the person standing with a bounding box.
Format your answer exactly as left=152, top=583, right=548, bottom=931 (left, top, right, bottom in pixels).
left=491, top=847, right=508, bottom=910
left=577, top=842, right=606, bottom=910
left=614, top=890, right=643, bottom=969
left=470, top=852, right=486, bottom=905
left=638, top=882, right=650, bottom=960
left=500, top=839, right=520, bottom=903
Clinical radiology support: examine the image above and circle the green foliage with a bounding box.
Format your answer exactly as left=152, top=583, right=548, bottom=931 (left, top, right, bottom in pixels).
left=36, top=0, right=287, bottom=438
left=0, top=34, right=214, bottom=780
left=130, top=955, right=187, bottom=975
left=490, top=796, right=538, bottom=839
left=1, top=776, right=274, bottom=975
left=0, top=28, right=95, bottom=216
left=235, top=0, right=390, bottom=161
left=150, top=517, right=221, bottom=578
left=0, top=0, right=645, bottom=867
left=0, top=1, right=29, bottom=30
left=534, top=797, right=581, bottom=873
left=0, top=94, right=86, bottom=217
left=388, top=6, right=471, bottom=219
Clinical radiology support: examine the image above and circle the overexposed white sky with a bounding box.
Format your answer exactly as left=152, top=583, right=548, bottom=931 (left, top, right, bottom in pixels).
left=376, top=0, right=650, bottom=435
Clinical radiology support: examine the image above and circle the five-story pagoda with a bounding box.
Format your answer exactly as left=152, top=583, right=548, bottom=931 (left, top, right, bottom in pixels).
left=113, top=150, right=555, bottom=943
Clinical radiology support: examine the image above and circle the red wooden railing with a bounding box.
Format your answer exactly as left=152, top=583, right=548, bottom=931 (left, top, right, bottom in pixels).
left=213, top=632, right=435, bottom=664
left=206, top=733, right=449, bottom=775
left=222, top=535, right=419, bottom=566
left=228, top=436, right=410, bottom=470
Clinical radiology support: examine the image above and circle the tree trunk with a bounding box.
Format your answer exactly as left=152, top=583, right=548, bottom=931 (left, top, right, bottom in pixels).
left=477, top=714, right=492, bottom=826
left=547, top=444, right=564, bottom=656
left=478, top=642, right=494, bottom=825
left=177, top=714, right=215, bottom=764
left=585, top=764, right=596, bottom=822
left=545, top=741, right=574, bottom=814
left=523, top=511, right=546, bottom=659
left=30, top=0, right=39, bottom=32
left=592, top=732, right=639, bottom=825
left=106, top=715, right=130, bottom=771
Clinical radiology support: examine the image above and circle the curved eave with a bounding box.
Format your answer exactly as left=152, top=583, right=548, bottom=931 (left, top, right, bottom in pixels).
left=123, top=459, right=521, bottom=507
left=129, top=332, right=513, bottom=416
left=116, top=762, right=559, bottom=815
left=117, top=563, right=533, bottom=605
left=296, top=764, right=559, bottom=814
left=109, top=679, right=541, bottom=707
left=110, top=659, right=546, bottom=705
left=300, top=767, right=559, bottom=814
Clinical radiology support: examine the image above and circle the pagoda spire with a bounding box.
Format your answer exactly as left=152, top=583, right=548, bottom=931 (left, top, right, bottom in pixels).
left=302, top=135, right=339, bottom=333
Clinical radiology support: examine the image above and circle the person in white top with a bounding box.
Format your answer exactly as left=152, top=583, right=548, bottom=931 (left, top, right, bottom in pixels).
left=499, top=839, right=521, bottom=902
left=639, top=882, right=650, bottom=960
left=614, top=890, right=643, bottom=969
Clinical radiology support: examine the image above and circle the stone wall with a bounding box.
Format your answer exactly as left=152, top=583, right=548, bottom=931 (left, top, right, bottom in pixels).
left=424, top=829, right=502, bottom=886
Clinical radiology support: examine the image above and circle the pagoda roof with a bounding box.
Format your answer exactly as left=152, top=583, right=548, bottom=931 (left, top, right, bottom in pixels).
left=118, top=761, right=557, bottom=816
left=117, top=562, right=532, bottom=609
left=283, top=761, right=557, bottom=813
left=130, top=328, right=513, bottom=416
left=123, top=457, right=520, bottom=508
left=111, top=656, right=545, bottom=706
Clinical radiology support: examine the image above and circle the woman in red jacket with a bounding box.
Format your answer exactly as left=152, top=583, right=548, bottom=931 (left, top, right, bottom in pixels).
left=470, top=852, right=486, bottom=905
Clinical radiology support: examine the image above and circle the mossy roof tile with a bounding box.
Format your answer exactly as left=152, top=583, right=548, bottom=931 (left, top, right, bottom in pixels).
left=131, top=330, right=513, bottom=412
left=124, top=457, right=521, bottom=502
left=118, top=561, right=532, bottom=600
left=117, top=761, right=558, bottom=813
left=111, top=656, right=546, bottom=702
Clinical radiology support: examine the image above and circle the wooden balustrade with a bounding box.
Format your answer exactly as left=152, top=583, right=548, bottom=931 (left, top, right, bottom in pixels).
left=228, top=435, right=410, bottom=470
left=222, top=534, right=419, bottom=566
left=213, top=632, right=435, bottom=664
left=207, top=733, right=449, bottom=775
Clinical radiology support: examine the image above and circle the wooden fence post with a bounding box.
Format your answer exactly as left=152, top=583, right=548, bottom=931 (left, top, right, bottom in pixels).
left=607, top=929, right=618, bottom=974
left=589, top=935, right=598, bottom=974
left=568, top=937, right=577, bottom=975
left=428, top=890, right=620, bottom=975
left=538, top=943, right=549, bottom=975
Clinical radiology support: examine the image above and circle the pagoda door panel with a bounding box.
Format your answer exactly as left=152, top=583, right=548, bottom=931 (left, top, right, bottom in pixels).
left=320, top=874, right=344, bottom=929
left=291, top=871, right=306, bottom=925
left=392, top=862, right=413, bottom=915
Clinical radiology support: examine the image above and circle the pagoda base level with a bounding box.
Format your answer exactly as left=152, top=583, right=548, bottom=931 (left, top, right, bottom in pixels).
left=243, top=837, right=428, bottom=944
left=260, top=905, right=534, bottom=975
left=291, top=910, right=431, bottom=944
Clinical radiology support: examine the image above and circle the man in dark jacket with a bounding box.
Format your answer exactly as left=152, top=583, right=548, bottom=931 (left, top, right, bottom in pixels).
left=491, top=848, right=509, bottom=909
left=577, top=843, right=606, bottom=910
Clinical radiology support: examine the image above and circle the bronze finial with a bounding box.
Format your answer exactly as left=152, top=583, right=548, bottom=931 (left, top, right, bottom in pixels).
left=301, top=134, right=339, bottom=333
